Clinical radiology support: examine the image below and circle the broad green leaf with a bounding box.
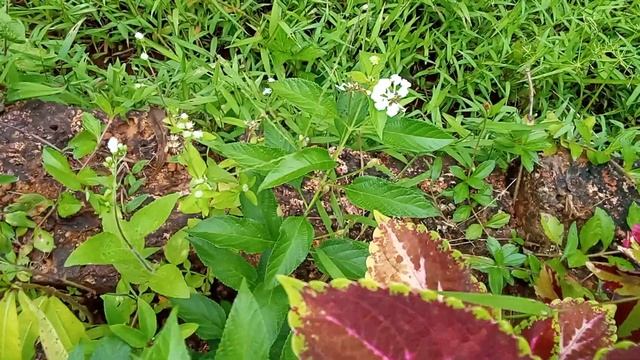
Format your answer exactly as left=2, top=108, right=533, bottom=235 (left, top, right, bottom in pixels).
left=164, top=230, right=190, bottom=265
left=628, top=202, right=640, bottom=228
left=188, top=216, right=272, bottom=253
left=87, top=336, right=131, bottom=360
left=127, top=193, right=181, bottom=243
left=102, top=294, right=136, bottom=326
left=595, top=208, right=615, bottom=249
left=110, top=324, right=148, bottom=348
left=18, top=293, right=67, bottom=360
left=190, top=236, right=257, bottom=289
left=137, top=298, right=157, bottom=341
left=218, top=143, right=287, bottom=171
left=17, top=297, right=38, bottom=360
left=5, top=211, right=36, bottom=228
left=43, top=297, right=87, bottom=350
left=486, top=212, right=510, bottom=229
left=57, top=192, right=82, bottom=218
left=216, top=281, right=270, bottom=360
left=270, top=78, right=338, bottom=121
left=6, top=82, right=63, bottom=102
left=33, top=227, right=54, bottom=252
left=172, top=293, right=227, bottom=340
left=312, top=239, right=369, bottom=280
left=259, top=148, right=336, bottom=191
left=0, top=292, right=20, bottom=360
left=143, top=310, right=189, bottom=360
left=42, top=147, right=81, bottom=190
left=149, top=264, right=189, bottom=299
left=240, top=187, right=282, bottom=239
left=82, top=113, right=103, bottom=140
left=382, top=118, right=455, bottom=153
left=465, top=224, right=483, bottom=240
left=472, top=160, right=496, bottom=179
left=345, top=176, right=439, bottom=218
left=0, top=174, right=18, bottom=185
left=179, top=143, right=207, bottom=178
left=265, top=217, right=314, bottom=286
left=562, top=222, right=579, bottom=260
left=67, top=131, right=97, bottom=159
left=540, top=213, right=564, bottom=245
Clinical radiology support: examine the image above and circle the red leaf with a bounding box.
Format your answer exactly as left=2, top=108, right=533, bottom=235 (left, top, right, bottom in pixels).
left=534, top=265, right=562, bottom=303
left=517, top=299, right=616, bottom=360
left=586, top=262, right=640, bottom=296
left=366, top=218, right=483, bottom=292
left=599, top=343, right=640, bottom=360
left=614, top=300, right=640, bottom=342
left=280, top=277, right=533, bottom=360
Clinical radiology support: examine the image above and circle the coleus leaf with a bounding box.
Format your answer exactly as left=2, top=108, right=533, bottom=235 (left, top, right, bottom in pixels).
left=533, top=265, right=562, bottom=303
left=596, top=342, right=640, bottom=360
left=586, top=262, right=640, bottom=297
left=278, top=277, right=534, bottom=359
left=614, top=300, right=640, bottom=342
left=517, top=298, right=617, bottom=360
left=366, top=217, right=484, bottom=292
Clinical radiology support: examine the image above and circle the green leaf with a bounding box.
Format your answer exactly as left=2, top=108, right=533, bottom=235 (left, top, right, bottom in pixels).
left=440, top=291, right=550, bottom=315
left=486, top=212, right=510, bottom=229
left=265, top=217, right=314, bottom=287
left=164, top=230, right=190, bottom=265
left=465, top=224, right=483, bottom=240
left=312, top=239, right=368, bottom=279
left=567, top=250, right=588, bottom=268
left=127, top=193, right=180, bottom=242
left=562, top=222, right=579, bottom=260
left=488, top=267, right=504, bottom=294
left=42, top=147, right=81, bottom=190
left=628, top=202, right=640, bottom=228
left=190, top=236, right=257, bottom=289
left=67, top=131, right=97, bottom=159
left=0, top=292, right=20, bottom=360
left=472, top=160, right=496, bottom=179
left=216, top=281, right=270, bottom=360
left=18, top=293, right=68, bottom=360
left=143, top=309, right=189, bottom=360
left=0, top=11, right=26, bottom=43
left=595, top=207, right=615, bottom=249
left=110, top=324, right=148, bottom=348
left=270, top=78, right=338, bottom=121
left=5, top=211, right=36, bottom=228
left=172, top=293, right=226, bottom=340
left=540, top=213, right=564, bottom=245
left=82, top=113, right=103, bottom=140
left=137, top=298, right=157, bottom=341
left=382, top=118, right=455, bottom=153
left=345, top=176, right=439, bottom=218
left=57, top=192, right=82, bottom=218
left=259, top=148, right=335, bottom=191
left=6, top=82, right=64, bottom=102
left=149, top=264, right=189, bottom=299
left=218, top=143, right=287, bottom=171
left=452, top=205, right=472, bottom=222
left=0, top=174, right=18, bottom=185
left=580, top=211, right=602, bottom=251
left=87, top=336, right=131, bottom=360
left=452, top=182, right=469, bottom=204
left=188, top=216, right=272, bottom=253
left=57, top=17, right=84, bottom=59
left=33, top=227, right=54, bottom=252
left=371, top=109, right=387, bottom=139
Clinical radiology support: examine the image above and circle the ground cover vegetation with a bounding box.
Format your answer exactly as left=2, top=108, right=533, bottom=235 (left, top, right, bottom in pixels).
left=1, top=0, right=640, bottom=359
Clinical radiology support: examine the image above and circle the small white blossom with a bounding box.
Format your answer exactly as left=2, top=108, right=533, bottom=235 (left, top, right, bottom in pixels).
left=184, top=121, right=194, bottom=130
left=134, top=32, right=144, bottom=40
left=336, top=83, right=347, bottom=91
left=242, top=184, right=249, bottom=192
left=107, top=137, right=120, bottom=154
left=263, top=88, right=272, bottom=96
left=133, top=83, right=144, bottom=89
left=192, top=130, right=203, bottom=139
left=182, top=130, right=192, bottom=138
left=140, top=52, right=149, bottom=61
left=176, top=122, right=186, bottom=129
left=267, top=77, right=276, bottom=83
left=180, top=113, right=189, bottom=120
left=370, top=74, right=411, bottom=117
left=194, top=190, right=203, bottom=198
left=361, top=4, right=369, bottom=10
left=369, top=55, right=380, bottom=65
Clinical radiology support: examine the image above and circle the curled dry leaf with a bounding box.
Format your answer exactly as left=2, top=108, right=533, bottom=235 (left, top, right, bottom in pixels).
left=517, top=298, right=617, bottom=360
left=366, top=218, right=484, bottom=292
left=534, top=265, right=562, bottom=303
left=279, top=276, right=534, bottom=360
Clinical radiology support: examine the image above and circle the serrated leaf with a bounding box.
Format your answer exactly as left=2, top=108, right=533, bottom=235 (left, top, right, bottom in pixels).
left=312, top=239, right=368, bottom=280
left=367, top=219, right=483, bottom=292
left=345, top=176, right=439, bottom=218
left=278, top=277, right=532, bottom=359
left=218, top=143, right=287, bottom=171
left=172, top=293, right=226, bottom=340
left=540, top=213, right=564, bottom=245
left=0, top=292, right=20, bottom=360
left=382, top=117, right=455, bottom=153
left=149, top=264, right=189, bottom=299
left=188, top=216, right=272, bottom=253
left=189, top=236, right=257, bottom=289
left=518, top=299, right=616, bottom=360
left=126, top=193, right=180, bottom=244
left=270, top=78, right=338, bottom=121
left=216, top=281, right=270, bottom=360
left=265, top=217, right=314, bottom=287
left=599, top=343, right=640, bottom=359
left=42, top=147, right=81, bottom=190
left=259, top=148, right=335, bottom=191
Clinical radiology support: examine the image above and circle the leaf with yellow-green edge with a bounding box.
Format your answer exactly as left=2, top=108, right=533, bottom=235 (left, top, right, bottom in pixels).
left=18, top=293, right=67, bottom=360
left=586, top=262, right=640, bottom=296
left=517, top=298, right=617, bottom=360
left=42, top=297, right=87, bottom=350
left=366, top=218, right=484, bottom=292
left=277, top=276, right=534, bottom=360
left=0, top=292, right=21, bottom=360
left=596, top=342, right=640, bottom=359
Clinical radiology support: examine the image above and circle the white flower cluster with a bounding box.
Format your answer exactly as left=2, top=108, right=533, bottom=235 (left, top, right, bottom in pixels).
left=105, top=137, right=127, bottom=168
left=175, top=113, right=203, bottom=140
left=370, top=74, right=411, bottom=117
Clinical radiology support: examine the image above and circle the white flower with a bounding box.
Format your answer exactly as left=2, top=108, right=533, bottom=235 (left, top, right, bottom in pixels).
left=336, top=83, right=347, bottom=91
left=107, top=137, right=120, bottom=154
left=133, top=83, right=144, bottom=89
left=180, top=113, right=189, bottom=119
left=242, top=184, right=249, bottom=192
left=134, top=32, right=144, bottom=40
left=370, top=75, right=411, bottom=117
left=369, top=55, right=379, bottom=65
left=184, top=121, right=194, bottom=130
left=263, top=88, right=272, bottom=95
left=267, top=77, right=276, bottom=83
left=361, top=4, right=369, bottom=10
left=194, top=190, right=203, bottom=198
left=192, top=130, right=203, bottom=139
left=140, top=52, right=149, bottom=61
left=176, top=122, right=186, bottom=129
left=182, top=130, right=192, bottom=138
